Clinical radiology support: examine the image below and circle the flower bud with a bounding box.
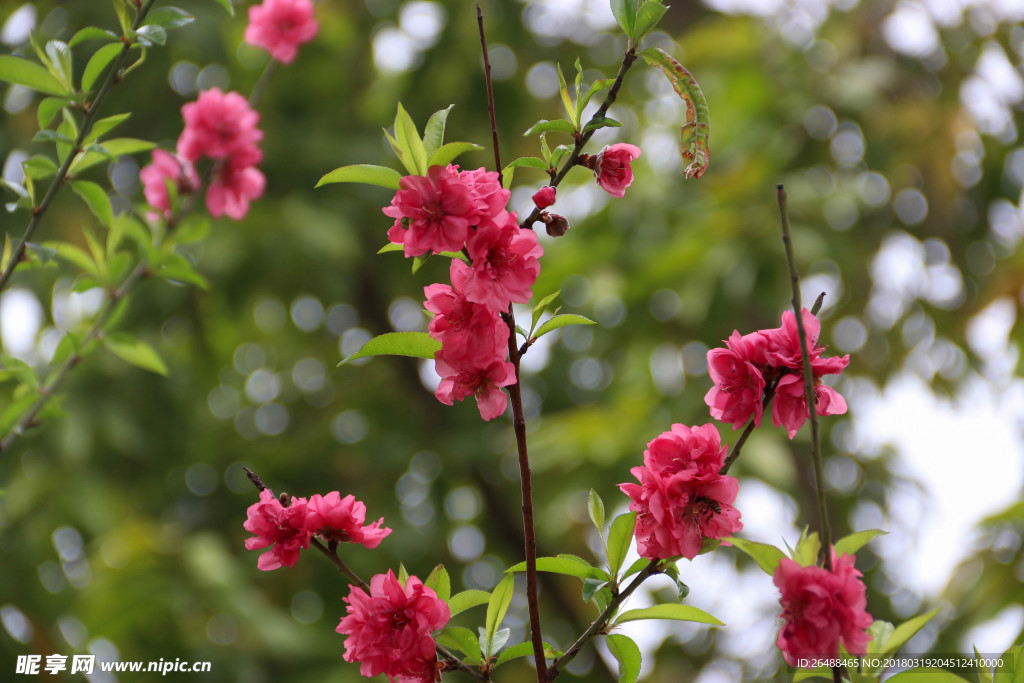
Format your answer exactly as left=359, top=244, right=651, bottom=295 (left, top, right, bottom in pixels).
left=532, top=186, right=556, bottom=209
left=542, top=212, right=570, bottom=237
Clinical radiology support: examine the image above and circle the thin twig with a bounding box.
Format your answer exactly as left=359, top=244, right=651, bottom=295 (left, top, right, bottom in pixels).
left=248, top=58, right=278, bottom=109
left=719, top=382, right=777, bottom=475
left=476, top=5, right=501, bottom=172
left=0, top=0, right=159, bottom=294
left=548, top=561, right=661, bottom=679
left=519, top=46, right=638, bottom=230
left=776, top=185, right=833, bottom=569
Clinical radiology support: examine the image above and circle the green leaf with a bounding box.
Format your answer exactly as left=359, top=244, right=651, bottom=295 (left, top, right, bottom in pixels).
left=146, top=7, right=196, bottom=29
left=977, top=645, right=995, bottom=683
left=507, top=554, right=609, bottom=581
left=0, top=235, right=11, bottom=271
left=727, top=537, right=786, bottom=575
left=428, top=142, right=483, bottom=169
left=582, top=116, right=622, bottom=134
left=484, top=627, right=511, bottom=659
left=633, top=0, right=668, bottom=41
left=495, top=641, right=557, bottom=669
left=879, top=608, right=941, bottom=658
left=556, top=64, right=577, bottom=129
left=135, top=24, right=167, bottom=46
left=32, top=129, right=73, bottom=145
left=394, top=102, right=428, bottom=176
left=84, top=113, right=131, bottom=145
left=550, top=144, right=572, bottom=167
left=865, top=620, right=896, bottom=656
left=103, top=334, right=168, bottom=376
left=208, top=0, right=235, bottom=15
left=588, top=489, right=606, bottom=537
left=69, top=27, right=119, bottom=47
left=397, top=563, right=409, bottom=587
left=606, top=634, right=642, bottom=683
left=447, top=589, right=490, bottom=617
left=484, top=573, right=515, bottom=654
left=581, top=577, right=608, bottom=602
left=610, top=0, right=639, bottom=40
left=36, top=97, right=68, bottom=129
left=580, top=78, right=615, bottom=113
left=792, top=528, right=821, bottom=567
left=422, top=104, right=454, bottom=158
left=70, top=138, right=156, bottom=173
left=523, top=119, right=577, bottom=136
left=411, top=254, right=429, bottom=273
left=0, top=54, right=69, bottom=96
left=531, top=290, right=560, bottom=332
left=45, top=40, right=72, bottom=88
left=834, top=529, right=886, bottom=557
left=172, top=215, right=210, bottom=244
left=533, top=314, right=596, bottom=339
left=504, top=156, right=550, bottom=173
left=383, top=127, right=416, bottom=176
left=82, top=42, right=123, bottom=93
left=155, top=253, right=209, bottom=289
left=614, top=604, right=723, bottom=627
left=425, top=565, right=451, bottom=602
left=22, top=155, right=58, bottom=180
left=621, top=557, right=650, bottom=580
left=639, top=47, right=711, bottom=179
left=436, top=627, right=482, bottom=665
left=339, top=333, right=438, bottom=365
left=70, top=181, right=113, bottom=227
left=43, top=241, right=99, bottom=276
left=316, top=164, right=402, bottom=190
left=994, top=645, right=1024, bottom=683
left=607, top=512, right=636, bottom=577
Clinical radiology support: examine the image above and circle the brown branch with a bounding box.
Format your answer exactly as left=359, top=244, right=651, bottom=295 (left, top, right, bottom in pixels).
left=519, top=46, right=638, bottom=230
left=476, top=5, right=502, bottom=172
left=718, top=381, right=777, bottom=475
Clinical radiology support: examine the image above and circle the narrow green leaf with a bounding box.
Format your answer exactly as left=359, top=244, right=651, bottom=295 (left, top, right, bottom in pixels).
left=0, top=54, right=69, bottom=96
left=485, top=574, right=515, bottom=652
left=397, top=563, right=409, bottom=587
left=32, top=129, right=73, bottom=145
left=383, top=127, right=417, bottom=176
left=69, top=138, right=156, bottom=174
left=82, top=42, right=123, bottom=93
left=727, top=537, right=786, bottom=576
left=621, top=557, right=650, bottom=580
left=614, top=604, right=723, bottom=627
left=580, top=78, right=615, bottom=113
left=45, top=40, right=72, bottom=88
left=556, top=63, right=577, bottom=128
left=639, top=47, right=711, bottom=179
left=36, top=97, right=68, bottom=129
left=533, top=314, right=596, bottom=339
left=504, top=156, right=549, bottom=172
left=531, top=290, right=560, bottom=332
left=501, top=166, right=515, bottom=190
left=436, top=627, right=482, bottom=665
left=834, top=529, right=886, bottom=558
left=495, top=641, right=558, bottom=669
left=588, top=489, right=606, bottom=537
left=411, top=254, right=429, bottom=273
left=22, top=155, right=58, bottom=180
left=573, top=57, right=584, bottom=119
left=633, top=1, right=668, bottom=41
left=425, top=565, right=451, bottom=603
left=84, top=113, right=131, bottom=145
left=486, top=628, right=511, bottom=658
left=582, top=116, right=622, bottom=134
left=377, top=242, right=403, bottom=254
left=316, top=164, right=402, bottom=190
left=550, top=144, right=572, bottom=167
left=103, top=334, right=168, bottom=376
left=994, top=645, right=1024, bottom=683
left=43, top=241, right=99, bottom=276
left=976, top=645, right=995, bottom=683
left=607, top=512, right=636, bottom=577
left=606, top=634, right=642, bottom=683
left=507, top=555, right=609, bottom=581
left=146, top=7, right=196, bottom=29
left=70, top=181, right=113, bottom=227
left=610, top=0, right=640, bottom=39
left=447, top=589, right=490, bottom=617
left=879, top=608, right=941, bottom=658
left=208, top=0, right=235, bottom=15
left=394, top=102, right=428, bottom=175
left=523, top=119, right=577, bottom=137
left=792, top=528, right=821, bottom=567
left=539, top=132, right=552, bottom=164
left=427, top=142, right=483, bottom=169
left=135, top=24, right=167, bottom=46
left=69, top=27, right=119, bottom=47
left=865, top=620, right=896, bottom=656
left=0, top=235, right=11, bottom=271
left=422, top=104, right=454, bottom=158
left=339, top=332, right=439, bottom=366
left=155, top=253, right=209, bottom=289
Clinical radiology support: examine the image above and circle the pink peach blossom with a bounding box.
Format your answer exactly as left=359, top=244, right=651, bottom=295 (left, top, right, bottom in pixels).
left=461, top=212, right=544, bottom=310
left=771, top=373, right=849, bottom=439
left=206, top=154, right=266, bottom=221
left=244, top=0, right=319, bottom=65
left=424, top=272, right=508, bottom=367
left=761, top=309, right=850, bottom=376
left=384, top=165, right=476, bottom=257
left=774, top=551, right=873, bottom=667
left=243, top=490, right=312, bottom=571
left=532, top=186, right=556, bottom=209
left=139, top=149, right=200, bottom=218
left=434, top=357, right=516, bottom=421
left=705, top=330, right=769, bottom=430
left=304, top=492, right=392, bottom=549
left=459, top=167, right=511, bottom=222
left=177, top=88, right=263, bottom=162
left=619, top=424, right=742, bottom=560
left=594, top=143, right=641, bottom=198
left=337, top=570, right=450, bottom=682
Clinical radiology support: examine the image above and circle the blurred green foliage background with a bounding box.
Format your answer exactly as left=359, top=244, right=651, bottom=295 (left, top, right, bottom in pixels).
left=1, top=0, right=1022, bottom=680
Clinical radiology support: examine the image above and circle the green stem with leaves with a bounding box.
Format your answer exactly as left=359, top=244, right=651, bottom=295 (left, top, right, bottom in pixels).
left=0, top=0, right=158, bottom=294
